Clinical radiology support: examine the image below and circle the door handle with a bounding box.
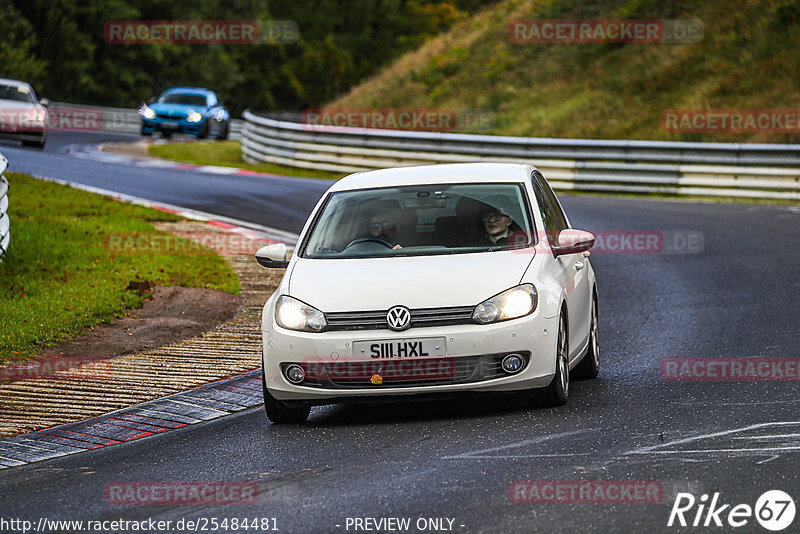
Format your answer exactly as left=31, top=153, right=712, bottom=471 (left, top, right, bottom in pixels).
left=574, top=261, right=584, bottom=270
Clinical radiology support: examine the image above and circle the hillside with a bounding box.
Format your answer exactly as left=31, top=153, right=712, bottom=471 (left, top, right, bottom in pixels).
left=327, top=0, right=800, bottom=143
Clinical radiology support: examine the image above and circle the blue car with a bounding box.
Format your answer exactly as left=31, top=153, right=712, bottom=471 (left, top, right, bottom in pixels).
left=139, top=87, right=230, bottom=139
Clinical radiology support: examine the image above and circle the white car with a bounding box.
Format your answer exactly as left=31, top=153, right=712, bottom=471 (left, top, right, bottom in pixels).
left=0, top=79, right=48, bottom=148
left=257, top=163, right=599, bottom=423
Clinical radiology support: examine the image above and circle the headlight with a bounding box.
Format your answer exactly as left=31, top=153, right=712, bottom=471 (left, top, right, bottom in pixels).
left=138, top=103, right=156, bottom=119
left=275, top=295, right=327, bottom=332
left=187, top=111, right=202, bottom=123
left=32, top=109, right=46, bottom=122
left=472, top=284, right=537, bottom=324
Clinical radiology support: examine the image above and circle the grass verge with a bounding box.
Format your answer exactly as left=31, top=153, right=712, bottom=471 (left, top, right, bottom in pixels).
left=328, top=0, right=800, bottom=144
left=148, top=140, right=345, bottom=180
left=0, top=173, right=239, bottom=363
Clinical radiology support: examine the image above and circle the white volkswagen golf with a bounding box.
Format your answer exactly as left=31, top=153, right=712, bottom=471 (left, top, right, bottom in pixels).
left=257, top=163, right=599, bottom=423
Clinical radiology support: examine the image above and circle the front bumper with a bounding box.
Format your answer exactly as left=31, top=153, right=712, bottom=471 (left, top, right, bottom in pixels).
left=262, top=312, right=559, bottom=402
left=141, top=118, right=202, bottom=136
left=0, top=124, right=46, bottom=142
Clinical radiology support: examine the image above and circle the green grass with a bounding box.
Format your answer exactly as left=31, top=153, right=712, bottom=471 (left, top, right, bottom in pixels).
left=0, top=173, right=239, bottom=363
left=148, top=141, right=345, bottom=180
left=329, top=0, right=800, bottom=144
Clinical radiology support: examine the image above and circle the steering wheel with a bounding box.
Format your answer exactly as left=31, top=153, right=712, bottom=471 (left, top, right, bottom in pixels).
left=345, top=237, right=394, bottom=249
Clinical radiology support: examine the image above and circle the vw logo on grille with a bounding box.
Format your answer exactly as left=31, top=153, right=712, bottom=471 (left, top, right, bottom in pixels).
left=386, top=305, right=411, bottom=331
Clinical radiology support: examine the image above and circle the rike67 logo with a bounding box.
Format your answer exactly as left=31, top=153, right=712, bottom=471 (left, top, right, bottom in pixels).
left=668, top=490, right=795, bottom=531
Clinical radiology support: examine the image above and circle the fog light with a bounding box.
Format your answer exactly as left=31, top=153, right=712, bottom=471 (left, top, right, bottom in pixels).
left=285, top=364, right=305, bottom=384
left=501, top=354, right=524, bottom=374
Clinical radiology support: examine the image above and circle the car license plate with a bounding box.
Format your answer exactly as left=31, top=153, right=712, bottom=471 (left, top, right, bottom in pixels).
left=162, top=120, right=178, bottom=128
left=352, top=337, right=446, bottom=359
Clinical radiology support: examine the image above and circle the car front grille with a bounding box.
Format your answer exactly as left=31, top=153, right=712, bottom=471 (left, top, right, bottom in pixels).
left=325, top=306, right=475, bottom=331
left=282, top=352, right=530, bottom=389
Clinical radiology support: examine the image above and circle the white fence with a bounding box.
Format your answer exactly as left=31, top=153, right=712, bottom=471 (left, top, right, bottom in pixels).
left=241, top=111, right=800, bottom=201
left=0, top=153, right=10, bottom=261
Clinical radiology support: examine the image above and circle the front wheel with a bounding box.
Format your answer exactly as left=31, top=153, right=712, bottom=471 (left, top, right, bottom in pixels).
left=216, top=121, right=229, bottom=140
left=571, top=295, right=599, bottom=380
left=261, top=369, right=310, bottom=424
left=197, top=119, right=210, bottom=139
left=535, top=312, right=569, bottom=407
left=22, top=138, right=46, bottom=149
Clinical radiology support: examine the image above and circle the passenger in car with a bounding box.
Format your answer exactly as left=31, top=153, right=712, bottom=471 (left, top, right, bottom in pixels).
left=482, top=209, right=514, bottom=246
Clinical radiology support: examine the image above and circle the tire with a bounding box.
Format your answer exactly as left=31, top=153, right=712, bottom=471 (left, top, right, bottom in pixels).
left=261, top=369, right=310, bottom=424
left=216, top=121, right=229, bottom=140
left=22, top=137, right=45, bottom=149
left=536, top=311, right=569, bottom=407
left=197, top=119, right=210, bottom=139
left=571, top=294, right=599, bottom=380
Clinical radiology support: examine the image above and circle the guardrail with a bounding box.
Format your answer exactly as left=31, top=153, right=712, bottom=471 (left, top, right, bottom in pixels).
left=49, top=102, right=243, bottom=139
left=0, top=153, right=10, bottom=261
left=241, top=111, right=800, bottom=201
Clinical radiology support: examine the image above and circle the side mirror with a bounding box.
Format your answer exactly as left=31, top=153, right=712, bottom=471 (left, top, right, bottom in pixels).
left=39, top=98, right=50, bottom=108
left=255, top=243, right=289, bottom=268
left=552, top=229, right=595, bottom=257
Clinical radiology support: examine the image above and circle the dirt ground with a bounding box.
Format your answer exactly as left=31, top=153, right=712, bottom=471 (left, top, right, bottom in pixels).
left=99, top=140, right=153, bottom=158
left=40, top=286, right=242, bottom=360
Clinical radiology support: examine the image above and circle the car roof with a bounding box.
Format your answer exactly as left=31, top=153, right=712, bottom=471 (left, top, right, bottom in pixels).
left=0, top=78, right=33, bottom=89
left=328, top=163, right=537, bottom=192
left=162, top=87, right=212, bottom=95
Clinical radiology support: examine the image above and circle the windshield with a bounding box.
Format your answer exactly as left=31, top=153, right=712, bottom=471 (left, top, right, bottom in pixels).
left=302, top=183, right=534, bottom=259
left=0, top=84, right=36, bottom=104
left=158, top=93, right=206, bottom=106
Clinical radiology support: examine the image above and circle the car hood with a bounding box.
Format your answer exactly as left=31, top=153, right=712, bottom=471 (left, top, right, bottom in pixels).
left=149, top=103, right=202, bottom=117
left=288, top=251, right=534, bottom=312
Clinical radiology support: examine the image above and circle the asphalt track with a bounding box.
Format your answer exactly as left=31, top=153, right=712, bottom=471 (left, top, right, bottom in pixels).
left=1, top=132, right=799, bottom=533
left=0, top=131, right=329, bottom=233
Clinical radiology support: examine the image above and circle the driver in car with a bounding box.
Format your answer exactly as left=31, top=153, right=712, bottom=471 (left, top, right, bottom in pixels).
left=370, top=211, right=403, bottom=249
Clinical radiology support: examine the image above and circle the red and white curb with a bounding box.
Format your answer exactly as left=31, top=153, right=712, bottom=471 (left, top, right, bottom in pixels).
left=0, top=370, right=263, bottom=469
